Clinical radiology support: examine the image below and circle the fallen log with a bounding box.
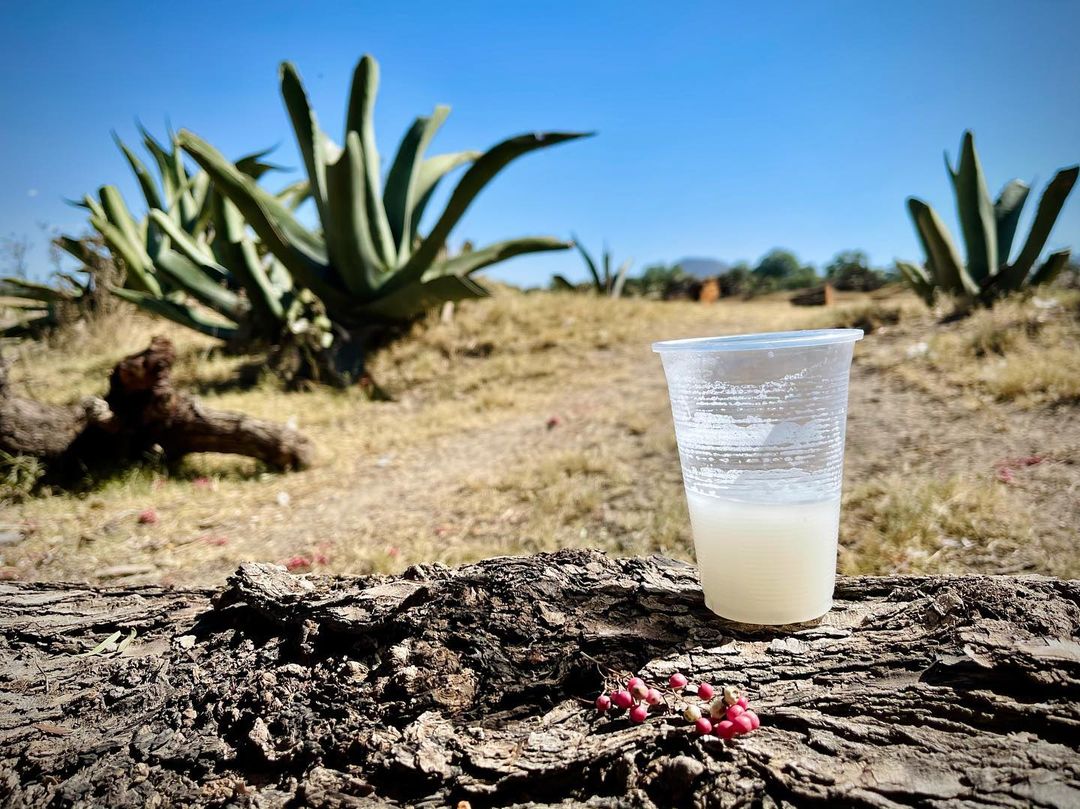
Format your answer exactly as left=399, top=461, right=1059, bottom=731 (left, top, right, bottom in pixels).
left=0, top=336, right=312, bottom=476
left=1, top=549, right=1077, bottom=807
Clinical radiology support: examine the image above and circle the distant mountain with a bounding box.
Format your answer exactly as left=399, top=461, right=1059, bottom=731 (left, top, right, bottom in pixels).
left=676, top=257, right=730, bottom=278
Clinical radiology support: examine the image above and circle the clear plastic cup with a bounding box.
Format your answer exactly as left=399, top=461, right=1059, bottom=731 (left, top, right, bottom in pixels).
left=653, top=329, right=863, bottom=625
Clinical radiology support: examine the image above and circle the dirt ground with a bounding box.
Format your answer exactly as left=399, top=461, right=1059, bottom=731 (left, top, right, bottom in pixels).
left=2, top=286, right=1078, bottom=585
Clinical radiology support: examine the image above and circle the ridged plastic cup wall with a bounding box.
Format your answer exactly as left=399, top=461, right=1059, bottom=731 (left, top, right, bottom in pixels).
left=654, top=329, right=863, bottom=625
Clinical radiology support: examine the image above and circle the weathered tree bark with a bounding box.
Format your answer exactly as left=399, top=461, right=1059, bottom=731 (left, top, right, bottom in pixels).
left=1, top=550, right=1078, bottom=808
left=0, top=337, right=312, bottom=475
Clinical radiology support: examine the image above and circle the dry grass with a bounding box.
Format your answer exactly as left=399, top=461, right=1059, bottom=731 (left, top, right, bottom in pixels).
left=2, top=286, right=1078, bottom=586
left=839, top=474, right=1039, bottom=576
left=856, top=290, right=1080, bottom=406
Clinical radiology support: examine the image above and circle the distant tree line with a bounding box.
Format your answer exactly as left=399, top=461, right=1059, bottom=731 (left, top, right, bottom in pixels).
left=614, top=249, right=894, bottom=299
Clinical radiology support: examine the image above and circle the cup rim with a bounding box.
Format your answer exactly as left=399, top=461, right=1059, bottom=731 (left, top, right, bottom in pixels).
left=652, top=328, right=864, bottom=353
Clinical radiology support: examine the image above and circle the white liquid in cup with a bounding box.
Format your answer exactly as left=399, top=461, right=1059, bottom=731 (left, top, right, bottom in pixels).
left=685, top=490, right=841, bottom=625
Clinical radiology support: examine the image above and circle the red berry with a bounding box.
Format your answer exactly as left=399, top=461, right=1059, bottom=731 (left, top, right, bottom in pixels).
left=716, top=720, right=737, bottom=740
left=137, top=508, right=158, bottom=525
left=669, top=673, right=688, bottom=689
left=645, top=688, right=663, bottom=705
left=745, top=710, right=760, bottom=730
left=611, top=689, right=633, bottom=710
left=629, top=704, right=649, bottom=723
left=595, top=695, right=611, bottom=712
left=630, top=682, right=649, bottom=701
left=283, top=555, right=311, bottom=571
left=736, top=696, right=749, bottom=709
left=627, top=676, right=644, bottom=690
left=697, top=683, right=714, bottom=700
left=732, top=714, right=754, bottom=734
left=726, top=704, right=745, bottom=721
left=695, top=717, right=713, bottom=735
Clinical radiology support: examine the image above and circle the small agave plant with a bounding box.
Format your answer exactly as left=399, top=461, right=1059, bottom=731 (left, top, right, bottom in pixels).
left=0, top=232, right=121, bottom=339
left=898, top=131, right=1077, bottom=309
left=0, top=276, right=84, bottom=338
left=178, top=53, right=589, bottom=376
left=64, top=127, right=327, bottom=350
left=553, top=236, right=632, bottom=298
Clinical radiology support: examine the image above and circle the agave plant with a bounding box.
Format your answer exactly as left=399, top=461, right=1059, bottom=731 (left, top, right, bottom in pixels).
left=0, top=276, right=84, bottom=338
left=0, top=233, right=122, bottom=339
left=178, top=54, right=588, bottom=354
left=553, top=237, right=631, bottom=297
left=64, top=128, right=326, bottom=347
left=898, top=131, right=1077, bottom=309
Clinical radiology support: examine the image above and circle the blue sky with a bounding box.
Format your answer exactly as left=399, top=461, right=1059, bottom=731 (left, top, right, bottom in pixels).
left=2, top=1, right=1079, bottom=286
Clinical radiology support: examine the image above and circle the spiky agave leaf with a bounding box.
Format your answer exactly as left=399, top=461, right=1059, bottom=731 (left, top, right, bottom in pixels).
left=423, top=237, right=572, bottom=281
left=0, top=278, right=75, bottom=303
left=389, top=131, right=591, bottom=295
left=993, top=179, right=1030, bottom=265
left=946, top=131, right=998, bottom=283
left=209, top=195, right=285, bottom=327
left=998, top=166, right=1079, bottom=290
left=895, top=260, right=935, bottom=305
left=178, top=129, right=344, bottom=312
left=383, top=106, right=451, bottom=260
left=114, top=132, right=164, bottom=211
left=610, top=258, right=632, bottom=298
left=344, top=54, right=397, bottom=267
left=906, top=197, right=978, bottom=298
left=359, top=274, right=489, bottom=322
left=1028, top=249, right=1071, bottom=287
left=406, top=150, right=480, bottom=249
left=111, top=287, right=239, bottom=340
left=572, top=236, right=603, bottom=291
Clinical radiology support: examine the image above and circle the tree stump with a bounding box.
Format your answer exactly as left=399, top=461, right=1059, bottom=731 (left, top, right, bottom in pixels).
left=1, top=549, right=1077, bottom=807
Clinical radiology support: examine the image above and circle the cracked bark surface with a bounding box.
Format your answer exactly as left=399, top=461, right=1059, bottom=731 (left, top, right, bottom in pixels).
left=1, top=549, right=1078, bottom=808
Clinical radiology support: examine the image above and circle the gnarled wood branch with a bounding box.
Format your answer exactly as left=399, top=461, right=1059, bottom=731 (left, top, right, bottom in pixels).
left=0, top=337, right=312, bottom=475
left=1, top=549, right=1077, bottom=806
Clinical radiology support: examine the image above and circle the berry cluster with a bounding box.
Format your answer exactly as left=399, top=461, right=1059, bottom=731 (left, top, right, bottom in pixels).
left=594, top=672, right=760, bottom=740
